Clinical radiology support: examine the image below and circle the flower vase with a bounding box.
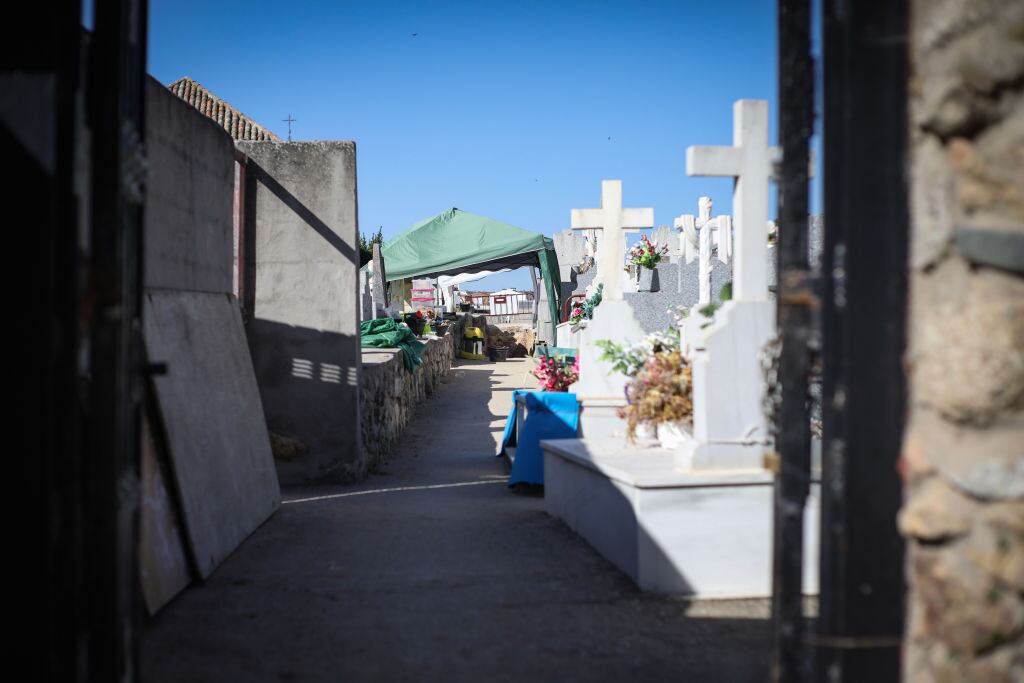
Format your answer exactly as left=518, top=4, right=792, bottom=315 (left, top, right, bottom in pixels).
left=633, top=422, right=657, bottom=443
left=636, top=267, right=659, bottom=292
left=657, top=421, right=687, bottom=449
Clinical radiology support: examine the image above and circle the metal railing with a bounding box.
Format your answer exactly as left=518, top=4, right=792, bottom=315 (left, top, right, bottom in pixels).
left=463, top=293, right=535, bottom=316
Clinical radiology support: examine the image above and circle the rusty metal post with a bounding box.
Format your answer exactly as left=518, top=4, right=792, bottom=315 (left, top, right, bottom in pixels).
left=772, top=0, right=815, bottom=680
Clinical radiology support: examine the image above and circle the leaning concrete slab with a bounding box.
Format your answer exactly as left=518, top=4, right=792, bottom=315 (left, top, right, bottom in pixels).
left=144, top=289, right=280, bottom=578
left=236, top=140, right=362, bottom=484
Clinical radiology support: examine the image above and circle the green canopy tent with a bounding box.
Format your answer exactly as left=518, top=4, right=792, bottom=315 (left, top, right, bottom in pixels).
left=368, top=208, right=562, bottom=340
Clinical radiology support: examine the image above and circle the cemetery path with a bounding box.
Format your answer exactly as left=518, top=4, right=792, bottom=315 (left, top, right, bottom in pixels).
left=141, top=359, right=771, bottom=682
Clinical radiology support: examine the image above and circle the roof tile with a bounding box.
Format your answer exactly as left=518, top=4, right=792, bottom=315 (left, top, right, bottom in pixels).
left=167, top=76, right=281, bottom=142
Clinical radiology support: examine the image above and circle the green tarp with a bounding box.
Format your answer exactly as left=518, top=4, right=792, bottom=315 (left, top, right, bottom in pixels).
left=369, top=208, right=562, bottom=340
left=360, top=318, right=425, bottom=373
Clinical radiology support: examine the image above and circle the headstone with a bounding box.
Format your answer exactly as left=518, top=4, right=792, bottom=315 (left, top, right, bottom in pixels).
left=686, top=101, right=772, bottom=302
left=539, top=102, right=823, bottom=602
left=623, top=259, right=732, bottom=333
left=571, top=180, right=654, bottom=301
left=570, top=180, right=654, bottom=438
left=371, top=242, right=388, bottom=318
left=681, top=99, right=777, bottom=470
left=650, top=224, right=681, bottom=263
left=552, top=228, right=587, bottom=277
left=359, top=271, right=372, bottom=323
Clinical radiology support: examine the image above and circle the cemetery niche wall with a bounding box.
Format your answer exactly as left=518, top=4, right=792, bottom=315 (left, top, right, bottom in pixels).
left=542, top=100, right=821, bottom=599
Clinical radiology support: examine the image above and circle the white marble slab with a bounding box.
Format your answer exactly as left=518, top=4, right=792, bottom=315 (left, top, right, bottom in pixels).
left=543, top=438, right=819, bottom=598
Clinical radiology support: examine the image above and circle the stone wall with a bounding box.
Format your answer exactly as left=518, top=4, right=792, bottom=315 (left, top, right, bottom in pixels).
left=900, top=3, right=1024, bottom=680
left=360, top=328, right=456, bottom=473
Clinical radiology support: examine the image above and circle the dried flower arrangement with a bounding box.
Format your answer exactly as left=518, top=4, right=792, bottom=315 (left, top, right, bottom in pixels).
left=619, top=349, right=694, bottom=441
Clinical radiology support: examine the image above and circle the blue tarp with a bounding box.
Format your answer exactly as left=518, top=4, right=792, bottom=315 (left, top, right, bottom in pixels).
left=499, top=390, right=579, bottom=486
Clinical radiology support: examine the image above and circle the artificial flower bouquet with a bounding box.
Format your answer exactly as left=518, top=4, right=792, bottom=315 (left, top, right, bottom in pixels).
left=569, top=283, right=604, bottom=325
left=532, top=354, right=579, bottom=392
left=626, top=234, right=669, bottom=271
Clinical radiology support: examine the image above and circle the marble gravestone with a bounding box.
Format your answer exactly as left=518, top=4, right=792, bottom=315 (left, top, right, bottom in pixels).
left=542, top=100, right=820, bottom=599
left=569, top=180, right=653, bottom=439
left=678, top=99, right=777, bottom=470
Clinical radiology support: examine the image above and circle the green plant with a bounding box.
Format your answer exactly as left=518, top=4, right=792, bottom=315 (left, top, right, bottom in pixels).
left=595, top=329, right=679, bottom=378
left=719, top=281, right=733, bottom=302
left=698, top=303, right=719, bottom=318
left=358, top=226, right=385, bottom=266
left=595, top=340, right=645, bottom=377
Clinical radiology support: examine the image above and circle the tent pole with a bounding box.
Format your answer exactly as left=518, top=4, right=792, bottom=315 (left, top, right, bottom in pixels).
left=530, top=267, right=540, bottom=329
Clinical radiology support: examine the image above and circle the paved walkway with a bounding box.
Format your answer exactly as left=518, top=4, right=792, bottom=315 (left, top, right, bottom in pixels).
left=141, top=359, right=771, bottom=682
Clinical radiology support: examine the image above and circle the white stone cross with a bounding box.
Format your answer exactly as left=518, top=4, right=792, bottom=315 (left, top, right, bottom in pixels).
left=675, top=196, right=733, bottom=306
left=571, top=180, right=654, bottom=300
left=686, top=100, right=772, bottom=302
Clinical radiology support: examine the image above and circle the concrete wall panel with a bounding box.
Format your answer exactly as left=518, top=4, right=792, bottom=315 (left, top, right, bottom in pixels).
left=144, top=77, right=235, bottom=294
left=236, top=140, right=362, bottom=484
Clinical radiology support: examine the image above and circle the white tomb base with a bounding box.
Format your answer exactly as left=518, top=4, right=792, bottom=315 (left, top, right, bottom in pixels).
left=577, top=397, right=628, bottom=440
left=542, top=438, right=820, bottom=598
left=568, top=300, right=647, bottom=442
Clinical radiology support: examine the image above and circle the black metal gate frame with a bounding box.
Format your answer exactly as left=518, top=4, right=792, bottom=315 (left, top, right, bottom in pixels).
left=771, top=1, right=909, bottom=681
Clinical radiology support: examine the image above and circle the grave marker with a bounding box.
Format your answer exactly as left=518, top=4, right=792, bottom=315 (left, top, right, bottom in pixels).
left=569, top=180, right=653, bottom=438
left=675, top=196, right=733, bottom=306
left=686, top=100, right=772, bottom=302
left=371, top=242, right=388, bottom=318
left=540, top=99, right=820, bottom=601
left=681, top=99, right=777, bottom=470
left=571, top=180, right=654, bottom=300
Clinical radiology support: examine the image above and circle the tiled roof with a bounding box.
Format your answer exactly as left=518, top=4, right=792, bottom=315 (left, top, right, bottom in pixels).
left=167, top=77, right=281, bottom=142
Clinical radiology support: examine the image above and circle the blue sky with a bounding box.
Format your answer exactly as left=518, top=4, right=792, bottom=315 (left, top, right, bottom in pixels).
left=143, top=0, right=816, bottom=291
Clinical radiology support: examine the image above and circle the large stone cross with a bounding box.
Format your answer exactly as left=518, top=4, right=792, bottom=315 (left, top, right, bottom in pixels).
left=571, top=180, right=654, bottom=300
left=686, top=100, right=772, bottom=302
left=675, top=196, right=732, bottom=306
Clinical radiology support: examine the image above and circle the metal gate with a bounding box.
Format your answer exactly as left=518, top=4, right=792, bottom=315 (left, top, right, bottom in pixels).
left=771, top=1, right=907, bottom=680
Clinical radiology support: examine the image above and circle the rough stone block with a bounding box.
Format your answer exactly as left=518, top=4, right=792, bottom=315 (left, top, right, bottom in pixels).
left=907, top=257, right=1024, bottom=424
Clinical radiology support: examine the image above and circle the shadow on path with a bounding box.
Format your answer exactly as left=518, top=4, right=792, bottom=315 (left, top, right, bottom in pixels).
left=141, top=359, right=771, bottom=681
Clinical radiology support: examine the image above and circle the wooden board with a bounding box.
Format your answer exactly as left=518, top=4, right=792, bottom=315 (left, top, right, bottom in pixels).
left=144, top=290, right=280, bottom=578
